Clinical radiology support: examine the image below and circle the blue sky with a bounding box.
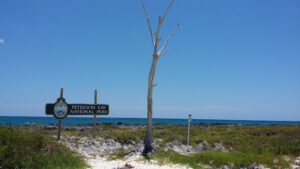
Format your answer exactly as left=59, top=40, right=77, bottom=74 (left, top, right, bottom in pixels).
left=0, top=0, right=299, bottom=121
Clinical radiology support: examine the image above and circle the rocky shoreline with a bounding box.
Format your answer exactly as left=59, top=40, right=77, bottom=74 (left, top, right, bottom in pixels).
left=55, top=135, right=300, bottom=169
left=57, top=134, right=229, bottom=157
left=24, top=121, right=280, bottom=128
left=19, top=121, right=287, bottom=132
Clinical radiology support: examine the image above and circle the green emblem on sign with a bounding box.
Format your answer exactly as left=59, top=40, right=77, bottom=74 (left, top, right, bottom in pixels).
left=53, top=98, right=68, bottom=119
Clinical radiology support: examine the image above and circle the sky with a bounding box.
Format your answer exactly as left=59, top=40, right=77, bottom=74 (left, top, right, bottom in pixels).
left=0, top=0, right=299, bottom=121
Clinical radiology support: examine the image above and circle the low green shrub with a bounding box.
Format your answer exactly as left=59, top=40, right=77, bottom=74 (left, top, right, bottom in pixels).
left=150, top=150, right=290, bottom=169
left=0, top=126, right=87, bottom=169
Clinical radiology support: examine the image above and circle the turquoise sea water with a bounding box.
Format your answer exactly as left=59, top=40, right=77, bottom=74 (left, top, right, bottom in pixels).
left=0, top=116, right=300, bottom=126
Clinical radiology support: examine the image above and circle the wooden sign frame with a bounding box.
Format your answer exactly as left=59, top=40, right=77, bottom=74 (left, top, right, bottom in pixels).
left=45, top=88, right=109, bottom=139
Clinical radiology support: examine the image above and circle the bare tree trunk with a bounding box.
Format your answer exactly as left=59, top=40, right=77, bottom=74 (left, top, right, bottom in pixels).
left=141, top=0, right=178, bottom=154
left=144, top=54, right=158, bottom=153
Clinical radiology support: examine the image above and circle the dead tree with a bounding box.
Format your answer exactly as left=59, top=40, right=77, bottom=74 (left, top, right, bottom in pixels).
left=141, top=0, right=179, bottom=154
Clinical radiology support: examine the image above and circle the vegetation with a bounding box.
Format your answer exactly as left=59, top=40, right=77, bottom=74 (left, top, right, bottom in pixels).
left=1, top=123, right=299, bottom=169
left=149, top=150, right=290, bottom=169
left=151, top=124, right=300, bottom=155
left=88, top=124, right=299, bottom=156
left=94, top=123, right=299, bottom=168
left=0, top=126, right=87, bottom=169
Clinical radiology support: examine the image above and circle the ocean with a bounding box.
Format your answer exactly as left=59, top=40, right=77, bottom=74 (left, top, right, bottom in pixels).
left=0, top=116, right=300, bottom=126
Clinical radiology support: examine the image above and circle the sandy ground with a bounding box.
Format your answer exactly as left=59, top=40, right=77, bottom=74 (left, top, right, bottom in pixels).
left=86, top=155, right=300, bottom=169
left=87, top=155, right=192, bottom=169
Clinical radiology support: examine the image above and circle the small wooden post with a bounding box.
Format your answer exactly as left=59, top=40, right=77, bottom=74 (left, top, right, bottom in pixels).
left=58, top=119, right=61, bottom=140
left=93, top=89, right=97, bottom=139
left=58, top=88, right=63, bottom=140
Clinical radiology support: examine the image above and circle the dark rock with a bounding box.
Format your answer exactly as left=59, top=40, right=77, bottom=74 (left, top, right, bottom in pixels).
left=43, top=146, right=50, bottom=153
left=194, top=123, right=209, bottom=127
left=266, top=130, right=275, bottom=136
left=248, top=163, right=258, bottom=169
left=80, top=128, right=85, bottom=132
left=117, top=122, right=123, bottom=125
left=195, top=138, right=203, bottom=144
left=43, top=125, right=57, bottom=130
left=65, top=127, right=70, bottom=131
left=118, top=163, right=134, bottom=169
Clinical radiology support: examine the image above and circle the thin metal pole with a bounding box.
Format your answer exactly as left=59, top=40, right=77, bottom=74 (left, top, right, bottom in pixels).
left=187, top=114, right=191, bottom=152
left=58, top=88, right=63, bottom=140
left=93, top=89, right=97, bottom=139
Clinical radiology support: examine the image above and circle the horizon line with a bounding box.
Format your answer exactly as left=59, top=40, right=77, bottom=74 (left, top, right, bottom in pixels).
left=0, top=115, right=300, bottom=122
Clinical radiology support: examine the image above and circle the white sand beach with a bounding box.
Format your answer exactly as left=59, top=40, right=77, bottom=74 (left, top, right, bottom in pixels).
left=87, top=155, right=191, bottom=169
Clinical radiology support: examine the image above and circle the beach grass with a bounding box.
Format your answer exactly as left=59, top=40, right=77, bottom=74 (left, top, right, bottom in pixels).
left=94, top=123, right=299, bottom=155
left=0, top=126, right=88, bottom=169
left=2, top=123, right=299, bottom=169
left=98, top=123, right=299, bottom=168
left=149, top=149, right=290, bottom=169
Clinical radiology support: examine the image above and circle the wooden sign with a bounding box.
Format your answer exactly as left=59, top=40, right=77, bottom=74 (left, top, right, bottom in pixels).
left=46, top=102, right=109, bottom=119
left=45, top=88, right=109, bottom=140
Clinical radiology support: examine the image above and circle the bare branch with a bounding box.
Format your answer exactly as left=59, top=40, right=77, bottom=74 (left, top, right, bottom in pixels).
left=158, top=49, right=168, bottom=57
left=141, top=0, right=155, bottom=47
left=158, top=23, right=179, bottom=55
left=161, top=0, right=174, bottom=24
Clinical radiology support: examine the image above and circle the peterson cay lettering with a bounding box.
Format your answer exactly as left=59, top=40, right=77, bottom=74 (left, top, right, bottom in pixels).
left=71, top=105, right=96, bottom=110
left=46, top=103, right=109, bottom=115
left=68, top=104, right=109, bottom=115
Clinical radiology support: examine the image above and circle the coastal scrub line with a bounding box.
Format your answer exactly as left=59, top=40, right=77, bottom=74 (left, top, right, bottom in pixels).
left=0, top=126, right=87, bottom=169
left=42, top=123, right=300, bottom=168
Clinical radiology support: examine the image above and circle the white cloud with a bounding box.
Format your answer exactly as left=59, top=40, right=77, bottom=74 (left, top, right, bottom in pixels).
left=0, top=39, right=4, bottom=44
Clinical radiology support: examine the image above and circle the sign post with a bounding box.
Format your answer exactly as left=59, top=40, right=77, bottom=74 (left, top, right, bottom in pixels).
left=58, top=88, right=64, bottom=140
left=187, top=114, right=192, bottom=152
left=58, top=119, right=61, bottom=140
left=45, top=88, right=109, bottom=140
left=93, top=89, right=97, bottom=139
